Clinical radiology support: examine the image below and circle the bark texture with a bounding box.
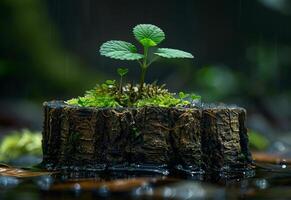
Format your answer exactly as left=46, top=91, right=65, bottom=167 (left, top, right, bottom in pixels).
left=42, top=101, right=252, bottom=173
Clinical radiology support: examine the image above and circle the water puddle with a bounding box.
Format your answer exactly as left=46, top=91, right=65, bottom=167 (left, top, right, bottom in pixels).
left=1, top=153, right=291, bottom=199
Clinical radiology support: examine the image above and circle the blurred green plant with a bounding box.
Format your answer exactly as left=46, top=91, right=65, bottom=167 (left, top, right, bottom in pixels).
left=99, top=24, right=194, bottom=97
left=195, top=65, right=238, bottom=101
left=0, top=0, right=98, bottom=98
left=0, top=129, right=42, bottom=162
left=248, top=130, right=270, bottom=151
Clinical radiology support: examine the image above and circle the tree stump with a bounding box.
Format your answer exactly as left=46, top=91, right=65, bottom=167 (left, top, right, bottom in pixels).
left=41, top=101, right=252, bottom=174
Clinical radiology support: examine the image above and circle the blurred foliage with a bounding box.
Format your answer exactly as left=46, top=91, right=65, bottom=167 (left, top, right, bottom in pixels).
left=248, top=130, right=270, bottom=151
left=0, top=129, right=42, bottom=162
left=0, top=0, right=98, bottom=100
left=195, top=66, right=238, bottom=101
left=258, top=0, right=291, bottom=15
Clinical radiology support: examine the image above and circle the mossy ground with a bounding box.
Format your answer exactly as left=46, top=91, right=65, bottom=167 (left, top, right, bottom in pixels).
left=66, top=80, right=201, bottom=108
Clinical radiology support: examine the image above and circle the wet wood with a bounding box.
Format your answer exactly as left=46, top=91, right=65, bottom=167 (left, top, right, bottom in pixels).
left=201, top=107, right=252, bottom=171
left=41, top=101, right=252, bottom=173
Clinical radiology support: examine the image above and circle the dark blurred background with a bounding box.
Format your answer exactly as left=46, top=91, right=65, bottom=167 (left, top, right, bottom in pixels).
left=0, top=0, right=291, bottom=154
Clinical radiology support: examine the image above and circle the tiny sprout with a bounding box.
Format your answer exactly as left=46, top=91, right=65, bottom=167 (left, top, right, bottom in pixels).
left=117, top=67, right=128, bottom=93
left=179, top=92, right=189, bottom=99
left=117, top=67, right=129, bottom=77
left=99, top=24, right=194, bottom=99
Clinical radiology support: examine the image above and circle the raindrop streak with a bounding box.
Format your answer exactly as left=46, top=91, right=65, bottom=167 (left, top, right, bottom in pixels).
left=238, top=0, right=242, bottom=30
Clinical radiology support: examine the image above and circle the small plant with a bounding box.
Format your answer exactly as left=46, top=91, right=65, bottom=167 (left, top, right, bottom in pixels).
left=100, top=24, right=194, bottom=97
left=117, top=67, right=128, bottom=93
left=66, top=24, right=201, bottom=108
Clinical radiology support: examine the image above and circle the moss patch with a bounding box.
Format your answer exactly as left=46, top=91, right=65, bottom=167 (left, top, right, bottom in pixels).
left=66, top=81, right=200, bottom=108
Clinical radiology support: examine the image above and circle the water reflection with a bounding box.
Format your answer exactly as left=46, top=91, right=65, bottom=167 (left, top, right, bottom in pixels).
left=96, top=185, right=110, bottom=197
left=0, top=176, right=20, bottom=188
left=255, top=179, right=269, bottom=189
left=151, top=182, right=223, bottom=199
left=1, top=162, right=291, bottom=199
left=36, top=175, right=54, bottom=190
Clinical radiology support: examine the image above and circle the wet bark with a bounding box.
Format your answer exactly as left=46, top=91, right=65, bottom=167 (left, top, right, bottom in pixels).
left=201, top=107, right=252, bottom=172
left=41, top=101, right=252, bottom=173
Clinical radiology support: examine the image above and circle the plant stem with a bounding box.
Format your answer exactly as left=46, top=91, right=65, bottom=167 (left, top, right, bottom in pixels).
left=138, top=46, right=149, bottom=97
left=119, top=76, right=123, bottom=94
left=139, top=67, right=147, bottom=91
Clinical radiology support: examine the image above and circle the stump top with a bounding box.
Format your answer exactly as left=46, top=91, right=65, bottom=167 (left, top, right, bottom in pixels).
left=44, top=100, right=246, bottom=112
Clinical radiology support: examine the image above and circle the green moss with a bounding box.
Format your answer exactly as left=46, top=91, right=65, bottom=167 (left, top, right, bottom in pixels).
left=66, top=80, right=201, bottom=108
left=135, top=94, right=189, bottom=107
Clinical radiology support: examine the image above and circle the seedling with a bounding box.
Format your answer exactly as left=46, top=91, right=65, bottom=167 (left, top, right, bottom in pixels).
left=66, top=24, right=200, bottom=108
left=99, top=24, right=194, bottom=97
left=117, top=67, right=128, bottom=93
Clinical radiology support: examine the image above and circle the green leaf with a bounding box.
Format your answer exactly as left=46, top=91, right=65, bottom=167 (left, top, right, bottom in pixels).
left=154, top=48, right=194, bottom=59
left=133, top=24, right=165, bottom=47
left=117, top=67, right=129, bottom=77
left=100, top=40, right=144, bottom=60
left=140, top=38, right=157, bottom=47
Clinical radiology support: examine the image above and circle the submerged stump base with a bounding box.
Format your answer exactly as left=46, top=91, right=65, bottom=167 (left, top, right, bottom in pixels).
left=41, top=101, right=252, bottom=176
